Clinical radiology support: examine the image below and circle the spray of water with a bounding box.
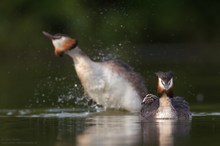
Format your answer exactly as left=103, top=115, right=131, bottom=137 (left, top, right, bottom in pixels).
left=30, top=75, right=91, bottom=109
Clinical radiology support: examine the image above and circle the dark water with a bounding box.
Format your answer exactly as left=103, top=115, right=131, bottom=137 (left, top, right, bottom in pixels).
left=0, top=109, right=220, bottom=146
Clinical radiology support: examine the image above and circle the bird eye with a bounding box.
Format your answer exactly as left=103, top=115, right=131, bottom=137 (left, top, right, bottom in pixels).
left=161, top=81, right=165, bottom=86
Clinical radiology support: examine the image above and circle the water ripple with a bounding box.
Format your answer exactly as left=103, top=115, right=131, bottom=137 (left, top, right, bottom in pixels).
left=192, top=112, right=220, bottom=117
left=1, top=109, right=220, bottom=118
left=0, top=108, right=92, bottom=118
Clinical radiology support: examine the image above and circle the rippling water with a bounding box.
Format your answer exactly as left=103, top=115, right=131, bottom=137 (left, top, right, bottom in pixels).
left=0, top=109, right=220, bottom=146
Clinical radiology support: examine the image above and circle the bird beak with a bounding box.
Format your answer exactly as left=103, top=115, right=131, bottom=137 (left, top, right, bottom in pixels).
left=164, top=85, right=170, bottom=91
left=42, top=31, right=60, bottom=40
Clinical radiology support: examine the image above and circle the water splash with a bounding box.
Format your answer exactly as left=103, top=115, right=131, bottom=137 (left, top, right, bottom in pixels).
left=91, top=40, right=121, bottom=62
left=0, top=108, right=92, bottom=118
left=31, top=76, right=91, bottom=109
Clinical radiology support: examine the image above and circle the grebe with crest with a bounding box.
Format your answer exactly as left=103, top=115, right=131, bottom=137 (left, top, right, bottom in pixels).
left=42, top=31, right=147, bottom=112
left=140, top=71, right=191, bottom=120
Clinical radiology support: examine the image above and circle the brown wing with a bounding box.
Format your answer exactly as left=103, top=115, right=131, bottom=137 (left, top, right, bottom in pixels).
left=140, top=94, right=159, bottom=119
left=103, top=59, right=148, bottom=99
left=171, top=96, right=192, bottom=120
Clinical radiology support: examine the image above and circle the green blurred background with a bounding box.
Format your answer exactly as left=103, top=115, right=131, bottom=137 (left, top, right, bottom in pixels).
left=0, top=0, right=220, bottom=109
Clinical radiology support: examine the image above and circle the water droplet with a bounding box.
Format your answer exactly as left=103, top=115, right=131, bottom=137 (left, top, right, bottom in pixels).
left=196, top=94, right=204, bottom=102
left=7, top=112, right=13, bottom=116
left=58, top=98, right=62, bottom=103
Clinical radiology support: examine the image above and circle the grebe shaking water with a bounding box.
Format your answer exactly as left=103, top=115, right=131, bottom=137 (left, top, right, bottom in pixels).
left=42, top=31, right=147, bottom=112
left=141, top=71, right=191, bottom=120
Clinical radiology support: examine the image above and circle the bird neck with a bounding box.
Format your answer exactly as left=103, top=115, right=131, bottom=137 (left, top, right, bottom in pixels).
left=157, top=85, right=174, bottom=98
left=66, top=46, right=96, bottom=88
left=157, top=86, right=174, bottom=108
left=66, top=46, right=91, bottom=64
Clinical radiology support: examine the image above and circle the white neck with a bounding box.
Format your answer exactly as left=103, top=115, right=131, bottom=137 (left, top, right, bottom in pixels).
left=65, top=46, right=95, bottom=88
left=65, top=46, right=91, bottom=64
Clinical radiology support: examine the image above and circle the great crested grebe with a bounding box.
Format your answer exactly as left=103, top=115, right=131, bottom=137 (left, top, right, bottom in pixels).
left=140, top=71, right=191, bottom=120
left=42, top=31, right=147, bottom=112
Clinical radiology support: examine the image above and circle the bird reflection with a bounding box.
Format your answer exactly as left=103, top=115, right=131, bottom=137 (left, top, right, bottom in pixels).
left=141, top=119, right=191, bottom=146
left=76, top=115, right=142, bottom=146
left=76, top=115, right=191, bottom=146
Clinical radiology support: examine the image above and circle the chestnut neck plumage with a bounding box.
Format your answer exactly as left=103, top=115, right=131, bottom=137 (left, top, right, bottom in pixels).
left=157, top=82, right=174, bottom=98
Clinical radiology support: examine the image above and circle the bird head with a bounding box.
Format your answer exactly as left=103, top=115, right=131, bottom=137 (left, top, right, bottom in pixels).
left=42, top=31, right=78, bottom=56
left=155, top=71, right=173, bottom=91
left=155, top=71, right=174, bottom=97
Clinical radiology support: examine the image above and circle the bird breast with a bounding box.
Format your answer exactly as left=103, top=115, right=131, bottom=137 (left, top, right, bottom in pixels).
left=155, top=95, right=177, bottom=119
left=74, top=61, right=142, bottom=112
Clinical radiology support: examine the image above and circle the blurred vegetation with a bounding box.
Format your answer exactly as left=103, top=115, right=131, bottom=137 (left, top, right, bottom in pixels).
left=0, top=0, right=220, bottom=109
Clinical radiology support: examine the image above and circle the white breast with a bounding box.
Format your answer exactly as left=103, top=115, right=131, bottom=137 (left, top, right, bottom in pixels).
left=75, top=62, right=142, bottom=112
left=155, top=96, right=177, bottom=119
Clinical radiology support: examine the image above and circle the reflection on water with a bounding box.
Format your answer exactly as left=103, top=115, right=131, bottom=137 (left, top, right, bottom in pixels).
left=76, top=115, right=191, bottom=146
left=77, top=115, right=141, bottom=146
left=141, top=119, right=191, bottom=146
left=0, top=110, right=220, bottom=146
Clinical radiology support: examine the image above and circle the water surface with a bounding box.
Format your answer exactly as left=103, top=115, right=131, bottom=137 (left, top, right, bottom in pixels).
left=0, top=109, right=220, bottom=146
